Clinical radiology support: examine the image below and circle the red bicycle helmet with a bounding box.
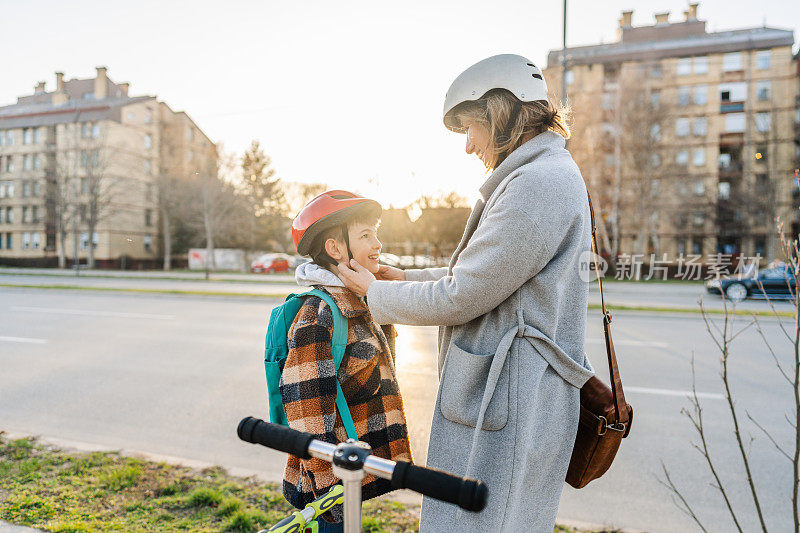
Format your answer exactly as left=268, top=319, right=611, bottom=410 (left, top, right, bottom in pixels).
left=292, top=190, right=382, bottom=256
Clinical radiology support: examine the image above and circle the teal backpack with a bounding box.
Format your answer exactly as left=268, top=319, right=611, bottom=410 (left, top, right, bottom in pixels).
left=264, top=289, right=358, bottom=440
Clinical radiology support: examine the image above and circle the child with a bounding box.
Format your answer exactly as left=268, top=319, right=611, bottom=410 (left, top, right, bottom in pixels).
left=281, top=190, right=412, bottom=530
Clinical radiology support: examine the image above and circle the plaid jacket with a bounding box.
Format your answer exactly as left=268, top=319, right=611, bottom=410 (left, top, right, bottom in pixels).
left=280, top=285, right=412, bottom=519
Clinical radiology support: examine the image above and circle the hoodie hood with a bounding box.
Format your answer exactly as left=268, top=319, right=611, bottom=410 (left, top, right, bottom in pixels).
left=295, top=261, right=346, bottom=288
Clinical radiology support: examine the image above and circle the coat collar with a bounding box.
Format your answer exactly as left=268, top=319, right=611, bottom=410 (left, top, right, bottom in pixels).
left=321, top=285, right=369, bottom=318
left=478, top=131, right=566, bottom=201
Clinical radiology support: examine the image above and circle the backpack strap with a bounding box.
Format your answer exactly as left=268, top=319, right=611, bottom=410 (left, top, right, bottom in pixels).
left=305, top=289, right=358, bottom=441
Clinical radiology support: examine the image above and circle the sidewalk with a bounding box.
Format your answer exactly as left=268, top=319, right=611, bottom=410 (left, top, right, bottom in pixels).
left=0, top=267, right=295, bottom=284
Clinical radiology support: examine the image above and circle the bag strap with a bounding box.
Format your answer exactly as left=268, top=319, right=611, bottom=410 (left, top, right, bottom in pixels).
left=586, top=192, right=630, bottom=427
left=306, top=289, right=359, bottom=440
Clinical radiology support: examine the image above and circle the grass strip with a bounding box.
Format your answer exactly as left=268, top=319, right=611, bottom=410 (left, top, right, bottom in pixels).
left=588, top=303, right=794, bottom=318
left=0, top=434, right=420, bottom=533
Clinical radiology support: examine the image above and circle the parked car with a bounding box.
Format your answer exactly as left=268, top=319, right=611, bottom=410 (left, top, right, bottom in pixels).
left=250, top=253, right=291, bottom=274
left=706, top=264, right=795, bottom=302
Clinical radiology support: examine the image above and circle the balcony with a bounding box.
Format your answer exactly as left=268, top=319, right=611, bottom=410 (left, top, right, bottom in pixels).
left=720, top=101, right=744, bottom=113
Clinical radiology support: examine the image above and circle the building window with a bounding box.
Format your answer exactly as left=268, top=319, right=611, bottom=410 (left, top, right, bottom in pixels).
left=693, top=212, right=704, bottom=226
left=6, top=156, right=13, bottom=172
left=0, top=131, right=4, bottom=146
left=604, top=154, right=615, bottom=167
left=23, top=155, right=32, bottom=171
left=0, top=182, right=4, bottom=198
left=693, top=56, right=708, bottom=74
left=723, top=52, right=743, bottom=72
left=146, top=183, right=154, bottom=202
left=33, top=155, right=41, bottom=171
left=33, top=181, right=40, bottom=196
left=32, top=232, right=40, bottom=249
left=725, top=113, right=746, bottom=133
left=755, top=112, right=771, bottom=133
left=32, top=206, right=39, bottom=223
left=677, top=58, right=692, bottom=76
left=80, top=232, right=88, bottom=250
left=81, top=153, right=89, bottom=168
left=79, top=204, right=87, bottom=222
left=188, top=150, right=194, bottom=162
left=22, top=180, right=31, bottom=197
left=676, top=118, right=690, bottom=137
left=757, top=50, right=771, bottom=70
left=92, top=124, right=100, bottom=139
left=650, top=123, right=661, bottom=141
left=650, top=90, right=660, bottom=108
left=650, top=63, right=662, bottom=78
left=22, top=206, right=29, bottom=223
left=6, top=233, right=12, bottom=250
left=144, top=108, right=153, bottom=124
left=693, top=85, right=707, bottom=105
left=718, top=182, right=731, bottom=200
left=82, top=92, right=95, bottom=100
left=676, top=150, right=689, bottom=165
left=144, top=235, right=152, bottom=252
left=80, top=178, right=88, bottom=195
left=144, top=160, right=152, bottom=174
left=602, top=93, right=614, bottom=110
left=81, top=122, right=90, bottom=138
left=694, top=181, right=706, bottom=195
left=145, top=209, right=153, bottom=226
left=719, top=82, right=746, bottom=102
left=6, top=131, right=13, bottom=146
left=757, top=80, right=771, bottom=101
left=565, top=70, right=575, bottom=86
left=693, top=117, right=707, bottom=136
left=677, top=86, right=691, bottom=106
left=33, top=128, right=40, bottom=143
left=144, top=134, right=152, bottom=149
left=0, top=207, right=3, bottom=223
left=693, top=148, right=706, bottom=166
left=5, top=181, right=13, bottom=198
left=23, top=128, right=32, bottom=145
left=650, top=153, right=661, bottom=168
left=22, top=232, right=30, bottom=250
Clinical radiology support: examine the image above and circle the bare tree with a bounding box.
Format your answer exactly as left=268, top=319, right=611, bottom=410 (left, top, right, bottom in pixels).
left=661, top=191, right=800, bottom=532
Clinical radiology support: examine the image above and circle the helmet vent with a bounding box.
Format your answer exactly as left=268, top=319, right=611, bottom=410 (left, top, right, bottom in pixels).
left=531, top=73, right=543, bottom=79
left=526, top=63, right=537, bottom=67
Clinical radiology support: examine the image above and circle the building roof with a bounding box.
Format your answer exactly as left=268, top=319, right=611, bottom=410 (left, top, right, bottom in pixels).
left=0, top=95, right=155, bottom=129
left=547, top=25, right=794, bottom=67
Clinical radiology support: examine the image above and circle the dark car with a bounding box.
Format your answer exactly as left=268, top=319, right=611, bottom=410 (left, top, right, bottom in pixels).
left=706, top=265, right=795, bottom=302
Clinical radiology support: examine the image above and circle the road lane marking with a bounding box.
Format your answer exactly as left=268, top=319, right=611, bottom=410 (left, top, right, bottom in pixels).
left=0, top=336, right=47, bottom=344
left=626, top=386, right=723, bottom=400
left=10, top=306, right=176, bottom=320
left=587, top=338, right=669, bottom=348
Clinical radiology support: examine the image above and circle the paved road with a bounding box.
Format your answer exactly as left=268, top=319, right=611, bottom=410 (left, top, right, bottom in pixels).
left=1, top=286, right=796, bottom=532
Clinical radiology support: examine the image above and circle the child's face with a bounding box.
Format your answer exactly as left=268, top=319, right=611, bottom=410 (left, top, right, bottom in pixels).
left=347, top=221, right=382, bottom=274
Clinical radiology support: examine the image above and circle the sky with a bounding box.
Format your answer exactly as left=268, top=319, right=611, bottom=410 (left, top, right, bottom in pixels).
left=1, top=0, right=798, bottom=209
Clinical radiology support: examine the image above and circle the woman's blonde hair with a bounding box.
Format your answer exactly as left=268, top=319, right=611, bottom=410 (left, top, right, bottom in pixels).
left=452, top=89, right=570, bottom=170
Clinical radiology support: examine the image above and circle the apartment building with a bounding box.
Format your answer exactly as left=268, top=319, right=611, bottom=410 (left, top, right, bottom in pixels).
left=545, top=4, right=798, bottom=262
left=0, top=67, right=215, bottom=267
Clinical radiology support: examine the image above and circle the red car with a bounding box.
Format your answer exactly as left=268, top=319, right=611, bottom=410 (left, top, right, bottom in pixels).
left=250, top=254, right=291, bottom=274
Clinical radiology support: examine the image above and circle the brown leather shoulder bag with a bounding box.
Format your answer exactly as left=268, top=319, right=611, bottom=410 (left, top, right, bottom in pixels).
left=566, top=193, right=634, bottom=489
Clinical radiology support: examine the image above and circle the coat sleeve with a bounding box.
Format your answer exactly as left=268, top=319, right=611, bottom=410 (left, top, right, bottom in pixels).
left=366, top=189, right=575, bottom=326
left=280, top=297, right=340, bottom=494
left=405, top=267, right=449, bottom=282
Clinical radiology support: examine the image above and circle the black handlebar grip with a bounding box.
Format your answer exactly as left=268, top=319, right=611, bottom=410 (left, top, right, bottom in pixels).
left=237, top=417, right=314, bottom=459
left=390, top=460, right=488, bottom=512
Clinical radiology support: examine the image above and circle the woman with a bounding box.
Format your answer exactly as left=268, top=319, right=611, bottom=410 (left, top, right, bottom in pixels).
left=337, top=54, right=595, bottom=532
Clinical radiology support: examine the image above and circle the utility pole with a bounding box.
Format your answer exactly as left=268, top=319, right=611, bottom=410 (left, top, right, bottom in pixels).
left=560, top=0, right=568, bottom=107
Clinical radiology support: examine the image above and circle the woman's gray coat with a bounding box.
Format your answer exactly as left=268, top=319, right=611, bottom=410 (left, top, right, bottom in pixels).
left=365, top=131, right=595, bottom=532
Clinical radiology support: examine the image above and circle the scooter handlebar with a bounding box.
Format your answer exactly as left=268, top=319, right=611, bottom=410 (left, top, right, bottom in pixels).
left=237, top=417, right=488, bottom=513
left=237, top=416, right=313, bottom=459
left=390, top=460, right=488, bottom=512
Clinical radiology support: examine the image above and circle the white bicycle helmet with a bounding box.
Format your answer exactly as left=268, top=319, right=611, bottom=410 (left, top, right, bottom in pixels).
left=443, top=54, right=549, bottom=132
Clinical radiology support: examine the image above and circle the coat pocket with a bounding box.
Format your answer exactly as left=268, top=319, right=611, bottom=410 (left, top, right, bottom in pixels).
left=439, top=343, right=509, bottom=431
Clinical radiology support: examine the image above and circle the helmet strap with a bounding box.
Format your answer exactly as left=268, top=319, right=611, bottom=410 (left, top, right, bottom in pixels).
left=341, top=224, right=354, bottom=263
left=495, top=100, right=522, bottom=167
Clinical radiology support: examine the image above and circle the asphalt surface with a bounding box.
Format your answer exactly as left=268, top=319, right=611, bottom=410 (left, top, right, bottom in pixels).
left=1, top=285, right=797, bottom=532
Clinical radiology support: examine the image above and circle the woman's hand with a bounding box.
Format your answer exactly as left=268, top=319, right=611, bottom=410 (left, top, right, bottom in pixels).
left=337, top=259, right=376, bottom=297
left=376, top=264, right=406, bottom=282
